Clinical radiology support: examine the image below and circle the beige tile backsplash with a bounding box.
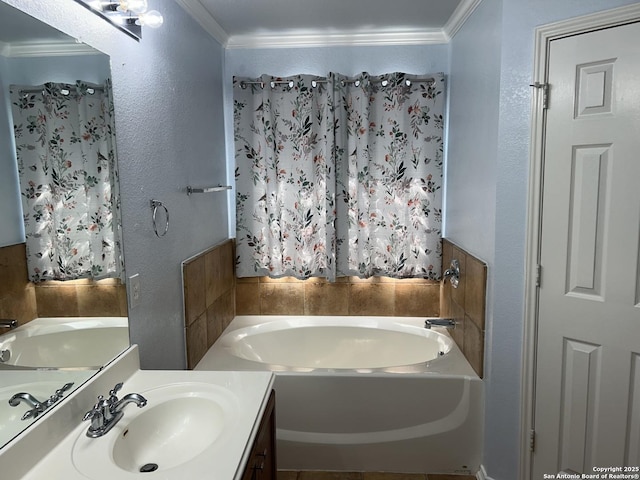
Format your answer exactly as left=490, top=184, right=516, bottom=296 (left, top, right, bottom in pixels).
left=182, top=240, right=236, bottom=369
left=0, top=243, right=127, bottom=326
left=0, top=243, right=37, bottom=325
left=441, top=239, right=487, bottom=377
left=236, top=276, right=441, bottom=317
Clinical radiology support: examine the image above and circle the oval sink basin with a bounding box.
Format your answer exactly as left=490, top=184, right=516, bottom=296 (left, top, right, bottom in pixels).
left=113, top=396, right=225, bottom=472
left=72, top=383, right=239, bottom=477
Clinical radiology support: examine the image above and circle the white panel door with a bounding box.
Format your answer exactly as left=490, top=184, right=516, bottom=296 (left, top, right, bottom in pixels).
left=533, top=22, right=640, bottom=478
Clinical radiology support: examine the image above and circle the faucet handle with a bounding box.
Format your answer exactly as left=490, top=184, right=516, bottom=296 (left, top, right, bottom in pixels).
left=83, top=395, right=108, bottom=424
left=22, top=409, right=39, bottom=421
left=109, top=383, right=123, bottom=399
left=59, top=382, right=75, bottom=393
left=88, top=395, right=107, bottom=412
left=53, top=382, right=74, bottom=398
left=82, top=407, right=100, bottom=422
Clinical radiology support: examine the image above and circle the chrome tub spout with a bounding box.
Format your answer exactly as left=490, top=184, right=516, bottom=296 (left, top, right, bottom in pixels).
left=0, top=319, right=17, bottom=330
left=425, top=318, right=456, bottom=329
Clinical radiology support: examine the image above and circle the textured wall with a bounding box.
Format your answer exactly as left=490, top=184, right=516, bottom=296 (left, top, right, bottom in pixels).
left=3, top=0, right=228, bottom=369
left=446, top=1, right=501, bottom=264
left=0, top=55, right=23, bottom=247
left=448, top=0, right=640, bottom=479
left=445, top=0, right=502, bottom=476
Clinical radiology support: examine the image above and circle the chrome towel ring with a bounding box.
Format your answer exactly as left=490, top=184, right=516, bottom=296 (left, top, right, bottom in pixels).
left=150, top=199, right=169, bottom=238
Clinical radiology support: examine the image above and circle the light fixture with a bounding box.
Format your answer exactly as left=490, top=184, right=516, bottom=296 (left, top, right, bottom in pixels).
left=136, top=10, right=164, bottom=28
left=75, top=1, right=164, bottom=40
left=117, top=0, right=148, bottom=14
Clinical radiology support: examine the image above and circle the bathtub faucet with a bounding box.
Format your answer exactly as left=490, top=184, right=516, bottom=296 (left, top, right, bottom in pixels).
left=425, top=318, right=456, bottom=330
left=0, top=319, right=17, bottom=330
left=442, top=259, right=460, bottom=289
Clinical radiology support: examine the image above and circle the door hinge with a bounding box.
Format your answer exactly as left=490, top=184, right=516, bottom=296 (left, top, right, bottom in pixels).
left=530, top=429, right=536, bottom=452
left=536, top=264, right=542, bottom=288
left=530, top=82, right=549, bottom=109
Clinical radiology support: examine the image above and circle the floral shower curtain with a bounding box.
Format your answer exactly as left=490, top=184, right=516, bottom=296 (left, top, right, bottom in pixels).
left=10, top=80, right=123, bottom=282
left=234, top=72, right=444, bottom=280
left=334, top=72, right=444, bottom=279
left=234, top=75, right=337, bottom=279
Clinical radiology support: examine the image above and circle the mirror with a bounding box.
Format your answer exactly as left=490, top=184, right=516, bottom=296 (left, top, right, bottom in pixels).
left=0, top=2, right=129, bottom=448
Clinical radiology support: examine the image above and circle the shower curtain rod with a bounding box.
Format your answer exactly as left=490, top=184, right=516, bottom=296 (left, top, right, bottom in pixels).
left=239, top=76, right=435, bottom=88
left=19, top=85, right=105, bottom=94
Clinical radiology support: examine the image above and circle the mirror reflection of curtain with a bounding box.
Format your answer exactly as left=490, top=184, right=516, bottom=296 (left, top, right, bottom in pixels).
left=10, top=80, right=123, bottom=282
left=234, top=72, right=444, bottom=281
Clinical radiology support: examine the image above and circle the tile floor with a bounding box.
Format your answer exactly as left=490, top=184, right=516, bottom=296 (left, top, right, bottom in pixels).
left=278, top=471, right=477, bottom=480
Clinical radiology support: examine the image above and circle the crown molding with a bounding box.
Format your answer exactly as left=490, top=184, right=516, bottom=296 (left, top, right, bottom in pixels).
left=226, top=29, right=448, bottom=49
left=176, top=0, right=481, bottom=50
left=0, top=40, right=100, bottom=58
left=174, top=0, right=229, bottom=47
left=443, top=0, right=483, bottom=41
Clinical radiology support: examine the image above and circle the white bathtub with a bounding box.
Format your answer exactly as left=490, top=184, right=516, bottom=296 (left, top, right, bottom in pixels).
left=196, top=315, right=483, bottom=475
left=0, top=317, right=129, bottom=368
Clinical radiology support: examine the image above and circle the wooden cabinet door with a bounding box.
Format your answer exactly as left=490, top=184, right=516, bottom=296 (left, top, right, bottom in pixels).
left=242, top=390, right=276, bottom=480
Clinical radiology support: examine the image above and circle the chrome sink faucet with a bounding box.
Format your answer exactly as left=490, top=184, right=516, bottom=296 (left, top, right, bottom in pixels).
left=9, top=383, right=74, bottom=420
left=9, top=393, right=44, bottom=420
left=83, top=382, right=147, bottom=438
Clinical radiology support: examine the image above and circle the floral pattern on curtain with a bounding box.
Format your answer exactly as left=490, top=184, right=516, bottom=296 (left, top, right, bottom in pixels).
left=234, top=75, right=337, bottom=279
left=334, top=72, right=444, bottom=279
left=10, top=80, right=123, bottom=282
left=234, top=72, right=444, bottom=280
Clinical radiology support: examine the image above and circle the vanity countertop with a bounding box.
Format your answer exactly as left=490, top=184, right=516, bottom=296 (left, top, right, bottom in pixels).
left=9, top=353, right=273, bottom=479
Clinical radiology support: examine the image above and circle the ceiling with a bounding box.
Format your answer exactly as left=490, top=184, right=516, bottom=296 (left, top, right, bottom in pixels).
left=175, top=0, right=482, bottom=49
left=0, top=1, right=481, bottom=54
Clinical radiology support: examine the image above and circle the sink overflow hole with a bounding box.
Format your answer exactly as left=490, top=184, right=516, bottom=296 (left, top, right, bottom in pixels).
left=140, top=463, right=159, bottom=473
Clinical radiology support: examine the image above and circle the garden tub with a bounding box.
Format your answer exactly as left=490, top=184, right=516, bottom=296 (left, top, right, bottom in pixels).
left=0, top=317, right=129, bottom=368
left=196, top=315, right=483, bottom=475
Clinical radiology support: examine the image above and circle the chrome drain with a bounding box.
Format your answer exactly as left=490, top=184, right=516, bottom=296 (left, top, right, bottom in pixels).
left=139, top=463, right=159, bottom=473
